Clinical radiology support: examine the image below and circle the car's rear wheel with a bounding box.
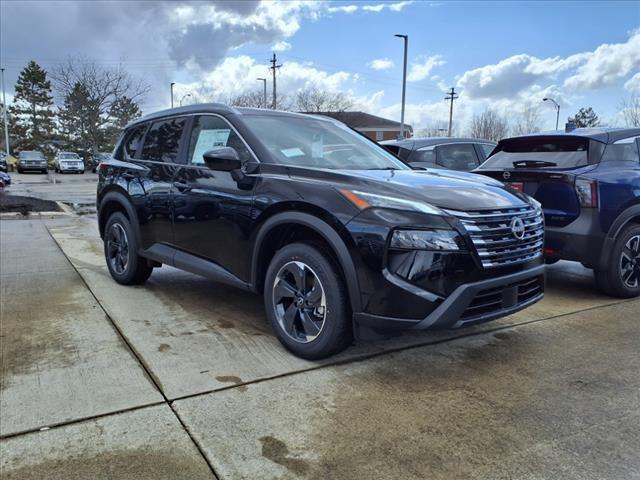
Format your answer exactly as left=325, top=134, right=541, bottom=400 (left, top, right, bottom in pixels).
left=104, top=211, right=153, bottom=285
left=264, top=242, right=352, bottom=360
left=595, top=224, right=640, bottom=298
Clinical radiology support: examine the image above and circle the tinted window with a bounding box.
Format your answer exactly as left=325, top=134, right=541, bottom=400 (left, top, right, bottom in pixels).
left=437, top=144, right=478, bottom=170
left=479, top=143, right=495, bottom=158
left=601, top=136, right=640, bottom=162
left=119, top=124, right=148, bottom=160
left=408, top=146, right=435, bottom=164
left=141, top=117, right=187, bottom=163
left=480, top=136, right=590, bottom=169
left=187, top=115, right=252, bottom=165
left=20, top=151, right=45, bottom=160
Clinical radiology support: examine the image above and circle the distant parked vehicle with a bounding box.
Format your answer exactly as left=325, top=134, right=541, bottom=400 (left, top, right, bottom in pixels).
left=91, top=152, right=112, bottom=173
left=476, top=128, right=640, bottom=298
left=381, top=137, right=496, bottom=171
left=0, top=171, right=10, bottom=187
left=54, top=151, right=85, bottom=174
left=17, top=151, right=48, bottom=174
left=0, top=152, right=7, bottom=172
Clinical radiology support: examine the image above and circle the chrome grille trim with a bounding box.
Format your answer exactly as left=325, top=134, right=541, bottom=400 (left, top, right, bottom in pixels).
left=445, top=206, right=544, bottom=268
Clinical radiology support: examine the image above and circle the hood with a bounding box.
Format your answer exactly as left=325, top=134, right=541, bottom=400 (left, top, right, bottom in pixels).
left=287, top=166, right=530, bottom=211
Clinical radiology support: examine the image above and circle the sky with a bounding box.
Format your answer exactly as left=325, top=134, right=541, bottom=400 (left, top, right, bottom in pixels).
left=1, top=0, right=639, bottom=133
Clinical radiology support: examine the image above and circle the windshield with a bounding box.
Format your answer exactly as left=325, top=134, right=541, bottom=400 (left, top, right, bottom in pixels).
left=20, top=151, right=45, bottom=160
left=243, top=115, right=408, bottom=170
left=480, top=136, right=590, bottom=169
left=60, top=153, right=79, bottom=159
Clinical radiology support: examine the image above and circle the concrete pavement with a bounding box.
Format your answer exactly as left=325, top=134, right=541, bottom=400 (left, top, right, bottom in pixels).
left=1, top=216, right=639, bottom=479
left=5, top=172, right=97, bottom=213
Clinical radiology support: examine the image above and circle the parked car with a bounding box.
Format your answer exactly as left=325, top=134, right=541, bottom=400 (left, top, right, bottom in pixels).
left=97, top=104, right=545, bottom=359
left=475, top=128, right=640, bottom=298
left=0, top=152, right=7, bottom=172
left=0, top=171, right=10, bottom=187
left=91, top=152, right=112, bottom=173
left=17, top=151, right=48, bottom=173
left=54, top=151, right=85, bottom=174
left=381, top=137, right=496, bottom=171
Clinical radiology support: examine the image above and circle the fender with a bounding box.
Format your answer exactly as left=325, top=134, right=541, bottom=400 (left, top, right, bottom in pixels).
left=251, top=211, right=362, bottom=313
left=598, top=203, right=640, bottom=268
left=97, top=189, right=142, bottom=246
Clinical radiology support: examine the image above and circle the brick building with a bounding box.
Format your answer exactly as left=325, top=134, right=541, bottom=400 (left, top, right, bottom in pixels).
left=306, top=111, right=413, bottom=141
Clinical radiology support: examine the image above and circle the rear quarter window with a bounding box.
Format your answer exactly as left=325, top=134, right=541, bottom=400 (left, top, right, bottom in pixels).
left=600, top=136, right=640, bottom=162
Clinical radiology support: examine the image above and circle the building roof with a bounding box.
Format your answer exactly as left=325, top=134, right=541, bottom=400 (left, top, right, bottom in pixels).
left=304, top=111, right=413, bottom=131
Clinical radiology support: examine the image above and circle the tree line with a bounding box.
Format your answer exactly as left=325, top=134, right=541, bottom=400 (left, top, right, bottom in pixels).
left=0, top=59, right=148, bottom=157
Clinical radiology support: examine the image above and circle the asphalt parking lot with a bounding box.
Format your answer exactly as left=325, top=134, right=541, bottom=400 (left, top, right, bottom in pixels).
left=1, top=198, right=639, bottom=478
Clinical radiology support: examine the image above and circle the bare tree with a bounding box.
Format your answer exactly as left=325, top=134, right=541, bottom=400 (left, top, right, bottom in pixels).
left=416, top=121, right=449, bottom=137
left=468, top=109, right=510, bottom=141
left=228, top=90, right=267, bottom=109
left=51, top=57, right=150, bottom=152
left=511, top=105, right=542, bottom=136
left=619, top=95, right=640, bottom=127
left=295, top=86, right=353, bottom=112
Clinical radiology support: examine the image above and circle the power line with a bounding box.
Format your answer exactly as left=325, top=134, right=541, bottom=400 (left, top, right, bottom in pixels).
left=269, top=53, right=282, bottom=110
left=444, top=87, right=458, bottom=137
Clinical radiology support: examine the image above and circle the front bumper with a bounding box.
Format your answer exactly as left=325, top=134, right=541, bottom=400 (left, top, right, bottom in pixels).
left=19, top=163, right=48, bottom=170
left=354, top=264, right=545, bottom=331
left=59, top=164, right=84, bottom=171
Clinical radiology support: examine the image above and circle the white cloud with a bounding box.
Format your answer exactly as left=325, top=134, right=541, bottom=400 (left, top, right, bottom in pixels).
left=327, top=5, right=359, bottom=13
left=407, top=55, right=446, bottom=82
left=273, top=40, right=292, bottom=52
left=363, top=1, right=413, bottom=12
left=368, top=58, right=395, bottom=70
left=563, top=31, right=640, bottom=91
left=624, top=72, right=640, bottom=92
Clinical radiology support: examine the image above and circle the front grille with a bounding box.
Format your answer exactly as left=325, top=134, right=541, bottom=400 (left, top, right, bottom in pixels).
left=445, top=206, right=544, bottom=268
left=461, top=276, right=543, bottom=321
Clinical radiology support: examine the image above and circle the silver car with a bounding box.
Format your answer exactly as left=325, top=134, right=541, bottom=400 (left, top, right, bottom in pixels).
left=54, top=151, right=85, bottom=174
left=17, top=151, right=48, bottom=174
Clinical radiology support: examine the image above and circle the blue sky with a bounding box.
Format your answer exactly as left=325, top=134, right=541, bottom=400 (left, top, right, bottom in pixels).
left=1, top=0, right=639, bottom=132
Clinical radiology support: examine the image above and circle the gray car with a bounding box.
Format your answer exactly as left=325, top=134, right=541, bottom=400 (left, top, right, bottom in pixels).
left=17, top=150, right=48, bottom=174
left=381, top=137, right=496, bottom=171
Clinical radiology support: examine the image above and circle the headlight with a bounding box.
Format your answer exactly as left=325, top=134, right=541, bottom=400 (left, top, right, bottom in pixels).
left=340, top=189, right=443, bottom=215
left=527, top=195, right=542, bottom=211
left=390, top=229, right=461, bottom=251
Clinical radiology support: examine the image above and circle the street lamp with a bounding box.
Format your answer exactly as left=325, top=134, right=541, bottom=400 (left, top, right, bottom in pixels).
left=394, top=34, right=408, bottom=140
left=543, top=97, right=560, bottom=131
left=257, top=78, right=267, bottom=108
left=170, top=82, right=176, bottom=108
left=179, top=93, right=192, bottom=107
left=0, top=67, right=10, bottom=155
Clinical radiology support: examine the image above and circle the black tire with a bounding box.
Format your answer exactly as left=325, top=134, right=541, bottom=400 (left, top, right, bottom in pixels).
left=264, top=242, right=352, bottom=360
left=104, top=211, right=153, bottom=285
left=595, top=223, right=640, bottom=298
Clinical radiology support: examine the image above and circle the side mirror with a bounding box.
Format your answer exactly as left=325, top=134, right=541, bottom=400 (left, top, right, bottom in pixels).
left=202, top=147, right=241, bottom=171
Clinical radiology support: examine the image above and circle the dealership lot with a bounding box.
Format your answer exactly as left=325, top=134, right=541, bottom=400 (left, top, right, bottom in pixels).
left=1, top=214, right=638, bottom=479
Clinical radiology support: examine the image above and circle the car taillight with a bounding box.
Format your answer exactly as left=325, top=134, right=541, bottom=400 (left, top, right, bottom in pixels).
left=507, top=182, right=524, bottom=192
left=98, top=163, right=108, bottom=172
left=575, top=178, right=597, bottom=208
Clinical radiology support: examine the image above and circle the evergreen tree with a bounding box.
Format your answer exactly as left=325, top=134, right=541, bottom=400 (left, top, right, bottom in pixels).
left=9, top=61, right=56, bottom=151
left=569, top=107, right=601, bottom=128
left=58, top=82, right=101, bottom=155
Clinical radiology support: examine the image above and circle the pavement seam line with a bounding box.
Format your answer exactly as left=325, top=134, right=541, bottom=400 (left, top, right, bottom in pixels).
left=43, top=224, right=221, bottom=480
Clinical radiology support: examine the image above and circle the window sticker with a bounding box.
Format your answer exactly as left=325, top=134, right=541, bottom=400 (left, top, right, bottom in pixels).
left=192, top=129, right=231, bottom=164
left=280, top=147, right=305, bottom=158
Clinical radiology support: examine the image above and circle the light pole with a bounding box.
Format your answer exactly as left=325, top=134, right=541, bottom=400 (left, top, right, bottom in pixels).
left=257, top=78, right=267, bottom=108
left=0, top=68, right=9, bottom=155
left=170, top=82, right=176, bottom=108
left=543, top=97, right=560, bottom=131
left=394, top=34, right=408, bottom=139
left=179, top=93, right=192, bottom=106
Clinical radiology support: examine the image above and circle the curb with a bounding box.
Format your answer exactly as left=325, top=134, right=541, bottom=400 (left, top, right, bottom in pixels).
left=0, top=211, right=72, bottom=220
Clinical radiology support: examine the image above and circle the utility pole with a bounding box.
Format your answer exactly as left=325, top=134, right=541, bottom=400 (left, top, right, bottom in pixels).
left=269, top=53, right=282, bottom=110
left=444, top=87, right=458, bottom=137
left=0, top=68, right=10, bottom=155
left=257, top=78, right=267, bottom=108
left=394, top=34, right=408, bottom=139
left=170, top=82, right=175, bottom=108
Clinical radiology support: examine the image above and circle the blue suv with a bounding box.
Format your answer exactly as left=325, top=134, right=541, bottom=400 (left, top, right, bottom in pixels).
left=476, top=128, right=640, bottom=298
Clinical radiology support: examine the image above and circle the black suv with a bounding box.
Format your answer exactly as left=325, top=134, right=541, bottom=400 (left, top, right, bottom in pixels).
left=97, top=104, right=545, bottom=359
left=476, top=128, right=640, bottom=298
left=381, top=137, right=496, bottom=171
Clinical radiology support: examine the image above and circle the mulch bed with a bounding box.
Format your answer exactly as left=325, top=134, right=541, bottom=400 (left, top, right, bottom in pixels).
left=0, top=194, right=61, bottom=215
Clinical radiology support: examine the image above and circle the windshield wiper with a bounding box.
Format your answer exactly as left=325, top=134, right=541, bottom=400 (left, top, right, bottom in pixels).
left=512, top=160, right=557, bottom=168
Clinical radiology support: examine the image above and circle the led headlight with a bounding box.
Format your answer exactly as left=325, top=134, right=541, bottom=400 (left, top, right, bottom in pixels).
left=390, top=229, right=461, bottom=251
left=340, top=189, right=443, bottom=215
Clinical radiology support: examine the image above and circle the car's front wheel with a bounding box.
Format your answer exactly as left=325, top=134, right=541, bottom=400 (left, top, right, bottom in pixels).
left=104, top=211, right=153, bottom=285
left=595, top=224, right=640, bottom=298
left=264, top=242, right=352, bottom=360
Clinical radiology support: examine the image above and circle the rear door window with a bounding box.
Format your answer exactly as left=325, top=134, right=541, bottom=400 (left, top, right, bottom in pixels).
left=436, top=143, right=479, bottom=170
left=141, top=117, right=187, bottom=163
left=408, top=145, right=435, bottom=163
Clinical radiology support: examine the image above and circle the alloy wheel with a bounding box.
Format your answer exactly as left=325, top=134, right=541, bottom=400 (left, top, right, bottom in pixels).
left=106, top=223, right=129, bottom=275
left=620, top=234, right=640, bottom=289
left=272, top=261, right=327, bottom=343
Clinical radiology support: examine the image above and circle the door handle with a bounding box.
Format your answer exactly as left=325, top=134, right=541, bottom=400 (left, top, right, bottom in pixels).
left=173, top=181, right=191, bottom=192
